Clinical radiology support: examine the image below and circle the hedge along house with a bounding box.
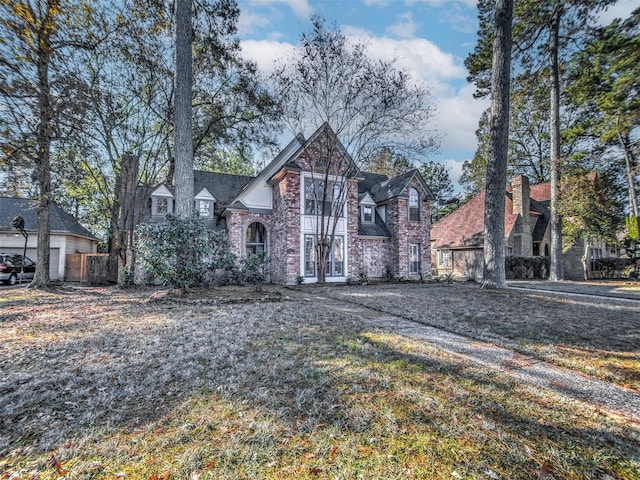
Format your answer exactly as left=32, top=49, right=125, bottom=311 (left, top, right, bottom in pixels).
left=430, top=173, right=618, bottom=280
left=144, top=123, right=434, bottom=284
left=0, top=197, right=98, bottom=280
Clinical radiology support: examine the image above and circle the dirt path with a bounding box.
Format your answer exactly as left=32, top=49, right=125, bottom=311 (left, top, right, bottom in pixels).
left=294, top=287, right=640, bottom=423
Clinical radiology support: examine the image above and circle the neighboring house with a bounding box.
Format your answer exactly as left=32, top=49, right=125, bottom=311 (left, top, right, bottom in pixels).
left=0, top=197, right=98, bottom=280
left=143, top=123, right=434, bottom=283
left=430, top=174, right=618, bottom=281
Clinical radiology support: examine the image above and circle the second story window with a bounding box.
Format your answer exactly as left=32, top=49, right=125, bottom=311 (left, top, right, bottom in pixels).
left=304, top=178, right=343, bottom=217
left=409, top=188, right=420, bottom=222
left=156, top=197, right=169, bottom=215
left=198, top=200, right=210, bottom=217
left=362, top=205, right=373, bottom=223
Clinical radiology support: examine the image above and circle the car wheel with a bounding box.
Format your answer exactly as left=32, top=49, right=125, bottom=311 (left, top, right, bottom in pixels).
left=8, top=273, right=17, bottom=286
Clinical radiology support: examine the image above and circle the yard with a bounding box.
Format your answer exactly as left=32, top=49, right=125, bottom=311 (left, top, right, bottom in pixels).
left=0, top=282, right=639, bottom=479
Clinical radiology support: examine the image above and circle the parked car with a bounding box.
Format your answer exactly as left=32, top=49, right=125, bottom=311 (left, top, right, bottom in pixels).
left=0, top=253, right=36, bottom=285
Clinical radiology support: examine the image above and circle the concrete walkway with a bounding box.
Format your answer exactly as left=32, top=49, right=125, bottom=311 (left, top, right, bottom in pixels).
left=508, top=279, right=640, bottom=303
left=303, top=289, right=640, bottom=423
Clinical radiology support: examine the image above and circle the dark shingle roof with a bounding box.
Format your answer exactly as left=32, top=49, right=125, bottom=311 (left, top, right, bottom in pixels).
left=358, top=212, right=391, bottom=237
left=358, top=172, right=388, bottom=194
left=370, top=169, right=435, bottom=202
left=0, top=197, right=96, bottom=238
left=194, top=171, right=254, bottom=208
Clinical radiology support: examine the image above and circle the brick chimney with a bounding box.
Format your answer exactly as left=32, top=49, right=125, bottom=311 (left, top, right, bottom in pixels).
left=511, top=174, right=532, bottom=256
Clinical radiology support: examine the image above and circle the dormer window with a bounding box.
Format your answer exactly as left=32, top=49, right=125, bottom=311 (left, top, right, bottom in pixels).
left=362, top=205, right=373, bottom=223
left=197, top=200, right=210, bottom=216
left=150, top=185, right=175, bottom=216
left=194, top=187, right=215, bottom=218
left=157, top=198, right=169, bottom=215
left=409, top=188, right=420, bottom=221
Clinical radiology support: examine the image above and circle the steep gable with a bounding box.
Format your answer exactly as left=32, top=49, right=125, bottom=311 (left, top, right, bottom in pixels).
left=371, top=169, right=435, bottom=203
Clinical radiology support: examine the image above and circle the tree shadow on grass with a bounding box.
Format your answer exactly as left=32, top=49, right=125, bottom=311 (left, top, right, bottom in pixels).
left=1, top=291, right=639, bottom=479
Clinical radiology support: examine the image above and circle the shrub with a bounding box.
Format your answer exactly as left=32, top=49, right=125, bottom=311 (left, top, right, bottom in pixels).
left=136, top=214, right=235, bottom=288
left=592, top=257, right=631, bottom=279
left=505, top=256, right=549, bottom=279
left=240, top=253, right=271, bottom=290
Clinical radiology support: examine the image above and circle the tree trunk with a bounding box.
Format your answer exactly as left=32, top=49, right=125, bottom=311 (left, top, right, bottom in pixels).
left=619, top=130, right=640, bottom=235
left=482, top=0, right=513, bottom=290
left=582, top=238, right=590, bottom=281
left=31, top=24, right=53, bottom=288
left=548, top=3, right=564, bottom=281
left=173, top=0, right=194, bottom=218
left=117, top=153, right=140, bottom=285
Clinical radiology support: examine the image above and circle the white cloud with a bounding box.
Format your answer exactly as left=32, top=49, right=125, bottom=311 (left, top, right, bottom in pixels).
left=444, top=158, right=466, bottom=190
left=240, top=39, right=296, bottom=75
left=436, top=83, right=489, bottom=152
left=342, top=27, right=467, bottom=95
left=385, top=12, right=419, bottom=39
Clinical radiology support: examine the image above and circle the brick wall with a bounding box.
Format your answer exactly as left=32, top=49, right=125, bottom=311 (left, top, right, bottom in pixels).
left=384, top=179, right=432, bottom=278
left=270, top=170, right=301, bottom=283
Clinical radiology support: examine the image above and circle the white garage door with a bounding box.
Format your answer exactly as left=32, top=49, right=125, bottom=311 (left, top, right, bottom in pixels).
left=4, top=247, right=60, bottom=280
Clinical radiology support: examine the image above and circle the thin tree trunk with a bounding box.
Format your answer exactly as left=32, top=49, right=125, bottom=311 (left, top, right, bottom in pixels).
left=549, top=3, right=564, bottom=281
left=482, top=0, right=513, bottom=289
left=32, top=25, right=53, bottom=288
left=173, top=0, right=194, bottom=218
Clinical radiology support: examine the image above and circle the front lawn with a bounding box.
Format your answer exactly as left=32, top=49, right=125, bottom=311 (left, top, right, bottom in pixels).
left=0, top=284, right=638, bottom=479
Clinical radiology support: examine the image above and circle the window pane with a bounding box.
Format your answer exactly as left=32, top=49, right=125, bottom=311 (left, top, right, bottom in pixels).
left=304, top=235, right=315, bottom=277
left=409, top=188, right=419, bottom=221
left=363, top=205, right=373, bottom=222
left=157, top=198, right=168, bottom=214
left=331, top=237, right=344, bottom=276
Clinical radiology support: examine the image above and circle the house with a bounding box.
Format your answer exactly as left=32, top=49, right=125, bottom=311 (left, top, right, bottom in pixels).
left=430, top=174, right=618, bottom=281
left=144, top=123, right=434, bottom=283
left=0, top=197, right=98, bottom=280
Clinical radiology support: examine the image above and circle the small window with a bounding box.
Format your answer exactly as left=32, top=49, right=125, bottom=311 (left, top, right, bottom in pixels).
left=156, top=197, right=168, bottom=215
left=438, top=249, right=451, bottom=268
left=409, top=188, right=420, bottom=221
left=197, top=200, right=210, bottom=217
left=410, top=244, right=421, bottom=274
left=362, top=205, right=373, bottom=223
left=246, top=222, right=267, bottom=254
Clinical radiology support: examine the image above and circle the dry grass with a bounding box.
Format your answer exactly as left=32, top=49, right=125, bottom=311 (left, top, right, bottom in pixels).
left=0, top=283, right=639, bottom=479
left=320, top=282, right=640, bottom=391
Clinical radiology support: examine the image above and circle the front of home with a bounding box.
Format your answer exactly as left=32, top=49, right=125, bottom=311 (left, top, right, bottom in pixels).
left=145, top=124, right=434, bottom=284
left=430, top=174, right=619, bottom=281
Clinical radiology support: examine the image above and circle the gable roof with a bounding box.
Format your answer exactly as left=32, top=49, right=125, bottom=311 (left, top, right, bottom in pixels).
left=431, top=190, right=487, bottom=249
left=0, top=197, right=96, bottom=239
left=371, top=169, right=435, bottom=203
left=431, top=178, right=559, bottom=250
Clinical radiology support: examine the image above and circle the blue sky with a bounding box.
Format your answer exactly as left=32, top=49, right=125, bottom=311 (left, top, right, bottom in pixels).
left=234, top=0, right=637, bottom=190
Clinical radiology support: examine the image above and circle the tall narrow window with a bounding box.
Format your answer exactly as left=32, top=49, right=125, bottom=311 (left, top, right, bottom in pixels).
left=304, top=235, right=316, bottom=277
left=327, top=236, right=344, bottom=277
left=410, top=244, right=421, bottom=274
left=409, top=188, right=420, bottom=221
left=246, top=222, right=267, bottom=254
